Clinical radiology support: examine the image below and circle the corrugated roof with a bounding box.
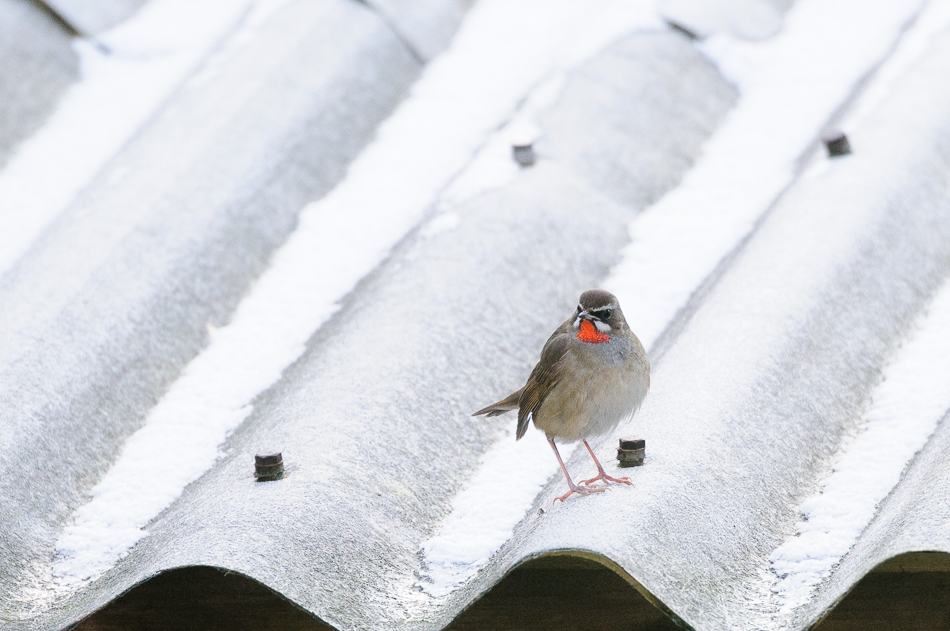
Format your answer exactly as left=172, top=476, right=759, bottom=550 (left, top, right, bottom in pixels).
left=0, top=0, right=461, bottom=622
left=0, top=0, right=77, bottom=168
left=3, top=0, right=950, bottom=629
left=39, top=0, right=147, bottom=36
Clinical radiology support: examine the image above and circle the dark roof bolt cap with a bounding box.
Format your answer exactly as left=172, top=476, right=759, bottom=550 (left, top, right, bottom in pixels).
left=823, top=132, right=851, bottom=158
left=667, top=20, right=700, bottom=40
left=255, top=452, right=284, bottom=481
left=617, top=437, right=645, bottom=468
left=512, top=143, right=535, bottom=167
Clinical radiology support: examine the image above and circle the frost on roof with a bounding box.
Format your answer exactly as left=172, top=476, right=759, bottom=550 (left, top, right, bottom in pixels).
left=0, top=0, right=463, bottom=622
left=42, top=0, right=148, bottom=36
left=46, top=0, right=664, bottom=596
left=0, top=0, right=77, bottom=168
left=0, top=0, right=256, bottom=276
left=4, top=0, right=950, bottom=629
left=5, top=11, right=739, bottom=627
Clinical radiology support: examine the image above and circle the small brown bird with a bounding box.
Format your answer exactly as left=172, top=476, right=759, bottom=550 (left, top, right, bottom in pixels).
left=473, top=289, right=650, bottom=502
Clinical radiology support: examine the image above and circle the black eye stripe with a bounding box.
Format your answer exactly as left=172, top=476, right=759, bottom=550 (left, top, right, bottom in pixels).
left=591, top=308, right=612, bottom=319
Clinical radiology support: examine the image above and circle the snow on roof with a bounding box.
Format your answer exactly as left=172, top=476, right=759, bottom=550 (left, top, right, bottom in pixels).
left=39, top=0, right=147, bottom=36
left=0, top=0, right=77, bottom=168
left=2, top=0, right=950, bottom=629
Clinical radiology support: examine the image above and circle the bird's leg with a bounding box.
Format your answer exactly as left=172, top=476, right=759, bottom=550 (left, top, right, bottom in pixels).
left=548, top=437, right=605, bottom=503
left=579, top=440, right=632, bottom=486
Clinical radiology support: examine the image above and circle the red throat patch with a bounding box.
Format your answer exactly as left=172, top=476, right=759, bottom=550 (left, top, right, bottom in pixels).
left=576, top=319, right=611, bottom=343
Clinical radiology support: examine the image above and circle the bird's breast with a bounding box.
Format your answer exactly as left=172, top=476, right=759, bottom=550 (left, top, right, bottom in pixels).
left=534, top=346, right=649, bottom=443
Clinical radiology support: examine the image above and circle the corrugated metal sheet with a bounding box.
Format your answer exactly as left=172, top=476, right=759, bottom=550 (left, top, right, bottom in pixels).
left=39, top=0, right=147, bottom=36
left=3, top=0, right=950, bottom=629
left=0, top=0, right=463, bottom=622
left=0, top=0, right=77, bottom=168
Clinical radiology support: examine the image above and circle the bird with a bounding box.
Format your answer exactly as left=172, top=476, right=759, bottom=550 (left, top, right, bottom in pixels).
left=473, top=289, right=650, bottom=502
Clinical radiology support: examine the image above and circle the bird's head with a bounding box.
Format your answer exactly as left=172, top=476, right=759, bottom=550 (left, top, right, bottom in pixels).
left=572, top=289, right=626, bottom=343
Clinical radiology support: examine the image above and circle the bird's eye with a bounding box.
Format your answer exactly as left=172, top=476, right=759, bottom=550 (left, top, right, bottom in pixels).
left=595, top=309, right=612, bottom=320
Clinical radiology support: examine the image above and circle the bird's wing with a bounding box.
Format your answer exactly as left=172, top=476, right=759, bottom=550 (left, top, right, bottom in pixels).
left=516, top=333, right=570, bottom=440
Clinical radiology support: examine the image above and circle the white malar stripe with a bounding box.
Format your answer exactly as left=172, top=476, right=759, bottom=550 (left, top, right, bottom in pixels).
left=48, top=0, right=658, bottom=592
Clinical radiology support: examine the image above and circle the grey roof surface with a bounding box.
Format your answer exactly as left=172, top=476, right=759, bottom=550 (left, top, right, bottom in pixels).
left=40, top=0, right=147, bottom=36
left=467, top=24, right=950, bottom=631
left=0, top=0, right=77, bottom=168
left=362, top=0, right=472, bottom=61
left=3, top=24, right=737, bottom=630
left=657, top=0, right=793, bottom=40
left=778, top=27, right=950, bottom=631
left=3, top=1, right=950, bottom=629
left=0, top=0, right=462, bottom=621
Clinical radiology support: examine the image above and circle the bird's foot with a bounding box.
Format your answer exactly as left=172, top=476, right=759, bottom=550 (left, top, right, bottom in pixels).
left=579, top=470, right=632, bottom=487
left=553, top=482, right=606, bottom=503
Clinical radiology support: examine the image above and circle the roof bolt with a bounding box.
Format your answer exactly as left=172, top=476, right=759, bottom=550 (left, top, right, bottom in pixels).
left=512, top=143, right=535, bottom=167
left=823, top=131, right=851, bottom=158
left=666, top=20, right=700, bottom=40
left=617, top=437, right=645, bottom=468
left=255, top=452, right=284, bottom=481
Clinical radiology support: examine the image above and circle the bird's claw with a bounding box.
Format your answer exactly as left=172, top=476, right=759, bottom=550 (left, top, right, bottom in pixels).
left=553, top=483, right=606, bottom=503
left=579, top=471, right=632, bottom=487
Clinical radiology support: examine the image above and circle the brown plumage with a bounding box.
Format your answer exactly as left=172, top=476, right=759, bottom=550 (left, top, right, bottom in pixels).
left=474, top=289, right=650, bottom=502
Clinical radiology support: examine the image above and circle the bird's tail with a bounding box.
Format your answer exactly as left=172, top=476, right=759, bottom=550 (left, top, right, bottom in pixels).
left=472, top=389, right=522, bottom=417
